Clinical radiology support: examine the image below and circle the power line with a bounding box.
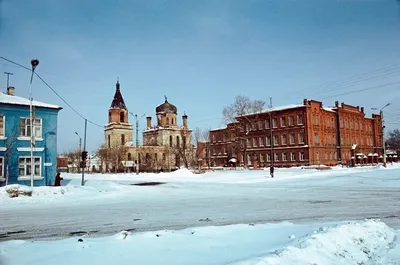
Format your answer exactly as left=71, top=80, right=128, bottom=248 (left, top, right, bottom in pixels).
left=0, top=56, right=104, bottom=128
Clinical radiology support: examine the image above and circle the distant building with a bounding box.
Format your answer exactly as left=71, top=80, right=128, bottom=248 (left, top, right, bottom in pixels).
left=205, top=99, right=383, bottom=168
left=0, top=86, right=62, bottom=186
left=103, top=80, right=195, bottom=172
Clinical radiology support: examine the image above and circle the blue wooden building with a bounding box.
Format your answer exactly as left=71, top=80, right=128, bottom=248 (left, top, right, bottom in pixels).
left=0, top=86, right=62, bottom=186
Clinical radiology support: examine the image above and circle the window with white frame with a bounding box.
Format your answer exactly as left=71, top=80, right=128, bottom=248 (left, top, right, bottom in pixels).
left=19, top=157, right=41, bottom=177
left=266, top=136, right=271, bottom=146
left=0, top=157, right=3, bottom=178
left=281, top=134, right=287, bottom=145
left=313, top=115, right=319, bottom=125
left=20, top=118, right=42, bottom=138
left=314, top=133, right=319, bottom=145
left=0, top=115, right=4, bottom=137
left=266, top=153, right=271, bottom=162
left=258, top=121, right=263, bottom=130
left=280, top=117, right=286, bottom=127
left=289, top=133, right=295, bottom=145
left=247, top=138, right=251, bottom=147
left=260, top=154, right=264, bottom=162
left=259, top=137, right=264, bottom=146
left=289, top=116, right=294, bottom=126
left=297, top=115, right=303, bottom=125
left=247, top=155, right=251, bottom=165
left=290, top=152, right=296, bottom=161
left=282, top=152, right=287, bottom=161
left=252, top=123, right=257, bottom=131
left=299, top=152, right=305, bottom=161
left=265, top=119, right=270, bottom=129
left=272, top=118, right=278, bottom=128
left=274, top=153, right=279, bottom=161
left=253, top=138, right=257, bottom=147
left=298, top=132, right=304, bottom=144
left=212, top=135, right=216, bottom=143
left=273, top=135, right=279, bottom=146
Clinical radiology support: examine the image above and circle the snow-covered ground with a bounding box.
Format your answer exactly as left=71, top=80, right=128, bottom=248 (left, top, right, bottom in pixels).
left=1, top=164, right=400, bottom=264
left=1, top=220, right=399, bottom=265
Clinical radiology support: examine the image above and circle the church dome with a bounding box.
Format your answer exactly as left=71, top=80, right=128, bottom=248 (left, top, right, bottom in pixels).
left=156, top=96, right=177, bottom=114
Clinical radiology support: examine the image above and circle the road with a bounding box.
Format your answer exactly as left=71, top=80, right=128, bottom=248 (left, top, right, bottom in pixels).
left=1, top=168, right=400, bottom=241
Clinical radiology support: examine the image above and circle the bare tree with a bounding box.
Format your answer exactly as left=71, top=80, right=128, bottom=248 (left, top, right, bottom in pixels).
left=222, top=95, right=265, bottom=124
left=193, top=127, right=210, bottom=145
left=170, top=129, right=196, bottom=168
left=97, top=145, right=128, bottom=173
left=62, top=148, right=81, bottom=172
left=387, top=129, right=400, bottom=154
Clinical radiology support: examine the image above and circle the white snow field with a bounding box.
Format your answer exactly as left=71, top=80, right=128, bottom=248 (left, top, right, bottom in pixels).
left=0, top=220, right=399, bottom=265
left=1, top=165, right=400, bottom=264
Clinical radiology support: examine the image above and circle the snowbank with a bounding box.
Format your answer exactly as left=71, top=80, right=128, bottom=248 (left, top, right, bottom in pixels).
left=0, top=220, right=398, bottom=265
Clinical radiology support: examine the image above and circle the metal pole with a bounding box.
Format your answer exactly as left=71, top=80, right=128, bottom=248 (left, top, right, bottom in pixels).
left=381, top=110, right=387, bottom=167
left=269, top=97, right=274, bottom=178
left=29, top=59, right=39, bottom=190
left=81, top=119, right=87, bottom=186
left=135, top=114, right=139, bottom=175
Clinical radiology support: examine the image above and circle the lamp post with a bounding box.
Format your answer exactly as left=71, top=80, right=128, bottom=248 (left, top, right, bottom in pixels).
left=75, top=132, right=82, bottom=172
left=29, top=59, right=39, bottom=191
left=372, top=103, right=390, bottom=167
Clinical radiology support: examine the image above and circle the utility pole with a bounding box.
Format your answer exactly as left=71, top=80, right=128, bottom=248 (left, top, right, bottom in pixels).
left=75, top=132, right=82, bottom=173
left=4, top=72, right=13, bottom=89
left=135, top=114, right=139, bottom=175
left=29, top=59, right=39, bottom=191
left=81, top=119, right=87, bottom=186
left=372, top=103, right=390, bottom=168
left=269, top=97, right=274, bottom=178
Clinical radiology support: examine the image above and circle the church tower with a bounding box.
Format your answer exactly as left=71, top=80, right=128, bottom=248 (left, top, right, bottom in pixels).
left=104, top=80, right=133, bottom=148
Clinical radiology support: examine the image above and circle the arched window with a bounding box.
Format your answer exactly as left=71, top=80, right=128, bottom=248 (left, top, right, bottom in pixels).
left=163, top=153, right=166, bottom=161
left=120, top=112, right=124, bottom=123
left=128, top=153, right=132, bottom=161
left=166, top=118, right=170, bottom=124
left=176, top=136, right=180, bottom=147
left=170, top=135, right=173, bottom=147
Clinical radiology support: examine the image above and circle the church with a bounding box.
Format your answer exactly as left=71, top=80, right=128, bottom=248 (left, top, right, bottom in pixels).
left=103, top=80, right=194, bottom=172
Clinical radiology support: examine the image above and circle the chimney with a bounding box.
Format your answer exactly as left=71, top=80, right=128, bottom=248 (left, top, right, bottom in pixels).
left=303, top=99, right=308, bottom=106
left=182, top=112, right=188, bottom=128
left=146, top=116, right=152, bottom=129
left=7, top=86, right=15, bottom=96
left=361, top=107, right=364, bottom=113
left=335, top=101, right=339, bottom=107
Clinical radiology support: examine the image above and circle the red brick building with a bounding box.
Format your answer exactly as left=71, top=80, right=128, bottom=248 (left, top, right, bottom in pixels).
left=206, top=99, right=383, bottom=168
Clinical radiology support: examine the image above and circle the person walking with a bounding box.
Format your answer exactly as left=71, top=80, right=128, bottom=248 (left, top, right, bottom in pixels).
left=54, top=172, right=63, bottom=187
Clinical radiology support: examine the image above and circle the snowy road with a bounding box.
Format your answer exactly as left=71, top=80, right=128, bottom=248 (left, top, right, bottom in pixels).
left=1, top=167, right=400, bottom=241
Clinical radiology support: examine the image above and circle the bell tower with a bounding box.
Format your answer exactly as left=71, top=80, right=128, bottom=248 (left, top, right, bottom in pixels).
left=104, top=79, right=133, bottom=148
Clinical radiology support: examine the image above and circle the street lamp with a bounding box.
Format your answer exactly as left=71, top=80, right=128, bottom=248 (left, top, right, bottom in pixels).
left=29, top=59, right=39, bottom=191
left=75, top=132, right=82, bottom=172
left=372, top=103, right=390, bottom=167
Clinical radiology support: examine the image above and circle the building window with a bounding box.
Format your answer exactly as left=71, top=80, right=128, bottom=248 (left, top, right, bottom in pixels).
left=273, top=135, right=279, bottom=146
left=313, top=115, right=319, bottom=125
left=223, top=134, right=226, bottom=142
left=0, top=115, right=4, bottom=137
left=212, top=135, right=216, bottom=143
left=266, top=136, right=271, bottom=146
left=289, top=133, right=295, bottom=145
left=108, top=135, right=111, bottom=148
left=266, top=153, right=271, bottom=162
left=265, top=120, right=270, bottom=129
left=299, top=152, right=305, bottom=161
left=223, top=147, right=226, bottom=154
left=314, top=133, right=319, bottom=145
left=18, top=157, right=41, bottom=177
left=281, top=134, right=287, bottom=145
left=282, top=153, right=287, bottom=161
left=170, top=135, right=173, bottom=147
left=298, top=133, right=304, bottom=144
left=252, top=123, right=257, bottom=131
left=0, top=157, right=3, bottom=178
left=19, top=118, right=42, bottom=138
left=121, top=134, right=125, bottom=145
left=280, top=117, right=286, bottom=127
left=247, top=138, right=251, bottom=147
left=316, top=152, right=319, bottom=162
left=176, top=136, right=180, bottom=147
left=120, top=112, right=124, bottom=123
left=260, top=154, right=264, bottom=162
left=166, top=118, right=170, bottom=124
left=289, top=116, right=294, bottom=126
left=258, top=121, right=263, bottom=130
left=272, top=118, right=278, bottom=128
left=259, top=137, right=264, bottom=146
left=274, top=153, right=279, bottom=162
left=128, top=153, right=132, bottom=161
left=290, top=152, right=296, bottom=161
left=253, top=138, right=257, bottom=147
left=297, top=115, right=303, bottom=125
left=247, top=155, right=251, bottom=165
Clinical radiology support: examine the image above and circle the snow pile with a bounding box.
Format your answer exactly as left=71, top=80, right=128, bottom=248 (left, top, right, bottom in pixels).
left=234, top=220, right=397, bottom=265
left=167, top=168, right=197, bottom=178
left=0, top=220, right=398, bottom=265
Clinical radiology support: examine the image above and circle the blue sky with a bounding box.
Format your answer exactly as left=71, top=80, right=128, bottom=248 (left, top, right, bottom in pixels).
left=1, top=0, right=400, bottom=153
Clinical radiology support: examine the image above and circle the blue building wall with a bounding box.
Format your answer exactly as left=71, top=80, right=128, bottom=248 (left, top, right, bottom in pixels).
left=0, top=103, right=60, bottom=186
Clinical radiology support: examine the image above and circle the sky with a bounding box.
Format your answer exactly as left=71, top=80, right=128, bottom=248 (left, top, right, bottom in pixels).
left=1, top=0, right=400, bottom=153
